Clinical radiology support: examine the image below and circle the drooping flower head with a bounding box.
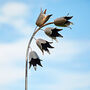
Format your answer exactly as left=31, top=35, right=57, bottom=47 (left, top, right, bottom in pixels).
left=54, top=16, right=73, bottom=28
left=36, top=38, right=54, bottom=54
left=44, top=27, right=63, bottom=41
left=29, top=51, right=42, bottom=71
left=36, top=9, right=52, bottom=27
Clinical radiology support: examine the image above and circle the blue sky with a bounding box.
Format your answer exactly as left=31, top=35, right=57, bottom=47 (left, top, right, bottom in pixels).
left=0, top=0, right=90, bottom=90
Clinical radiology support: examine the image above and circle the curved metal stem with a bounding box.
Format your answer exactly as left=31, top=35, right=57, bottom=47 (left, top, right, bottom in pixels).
left=25, top=21, right=54, bottom=90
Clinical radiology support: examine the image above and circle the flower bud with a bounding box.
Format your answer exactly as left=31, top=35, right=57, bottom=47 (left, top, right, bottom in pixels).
left=29, top=51, right=42, bottom=71
left=54, top=16, right=73, bottom=27
left=36, top=38, right=54, bottom=54
left=36, top=9, right=52, bottom=27
left=44, top=27, right=63, bottom=41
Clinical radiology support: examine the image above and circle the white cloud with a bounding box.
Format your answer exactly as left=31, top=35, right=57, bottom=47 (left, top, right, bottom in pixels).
left=0, top=39, right=90, bottom=85
left=0, top=16, right=9, bottom=23
left=0, top=2, right=32, bottom=35
left=0, top=39, right=90, bottom=65
left=0, top=40, right=26, bottom=85
left=45, top=40, right=90, bottom=62
left=0, top=2, right=32, bottom=86
left=10, top=18, right=34, bottom=35
left=0, top=39, right=27, bottom=65
left=32, top=68, right=90, bottom=90
left=0, top=66, right=24, bottom=85
left=1, top=2, right=28, bottom=17
left=59, top=72, right=90, bottom=89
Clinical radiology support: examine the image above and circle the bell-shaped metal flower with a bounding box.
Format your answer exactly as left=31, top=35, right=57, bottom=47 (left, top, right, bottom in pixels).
left=36, top=38, right=54, bottom=54
left=44, top=27, right=63, bottom=41
left=36, top=9, right=52, bottom=27
left=29, top=51, right=42, bottom=71
left=54, top=16, right=73, bottom=28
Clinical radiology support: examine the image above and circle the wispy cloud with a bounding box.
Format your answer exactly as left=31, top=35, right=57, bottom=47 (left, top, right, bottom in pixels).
left=0, top=40, right=25, bottom=85
left=31, top=68, right=90, bottom=90
left=1, top=2, right=28, bottom=17
left=0, top=39, right=90, bottom=85
left=0, top=2, right=33, bottom=35
left=46, top=40, right=90, bottom=62
left=0, top=66, right=24, bottom=85
left=0, top=40, right=26, bottom=65
left=0, top=39, right=90, bottom=65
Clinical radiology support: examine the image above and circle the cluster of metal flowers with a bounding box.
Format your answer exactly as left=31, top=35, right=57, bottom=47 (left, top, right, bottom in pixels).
left=29, top=9, right=73, bottom=70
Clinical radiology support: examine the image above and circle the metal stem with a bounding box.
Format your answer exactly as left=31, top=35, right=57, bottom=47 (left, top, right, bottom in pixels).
left=25, top=21, right=54, bottom=90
